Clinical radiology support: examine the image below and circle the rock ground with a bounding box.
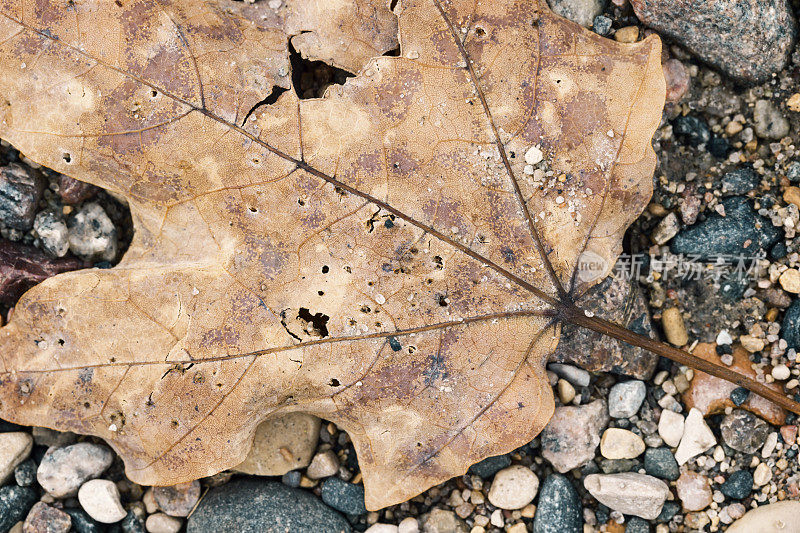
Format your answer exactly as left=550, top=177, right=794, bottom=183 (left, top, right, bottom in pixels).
left=5, top=0, right=800, bottom=531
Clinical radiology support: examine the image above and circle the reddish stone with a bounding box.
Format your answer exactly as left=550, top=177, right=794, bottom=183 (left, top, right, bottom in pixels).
left=0, top=239, right=86, bottom=306
left=22, top=502, right=71, bottom=533
left=780, top=425, right=797, bottom=446
left=682, top=343, right=786, bottom=425
left=663, top=59, right=690, bottom=103
left=57, top=174, right=97, bottom=204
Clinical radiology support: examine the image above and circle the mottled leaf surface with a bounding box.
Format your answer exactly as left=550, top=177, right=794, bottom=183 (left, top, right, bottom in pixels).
left=0, top=0, right=664, bottom=509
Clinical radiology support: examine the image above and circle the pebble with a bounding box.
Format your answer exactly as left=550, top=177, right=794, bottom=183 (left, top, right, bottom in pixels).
left=675, top=408, right=716, bottom=465
left=614, top=25, right=639, bottom=42
left=532, top=474, right=582, bottom=533
left=721, top=167, right=759, bottom=195
left=420, top=508, right=467, bottom=533
left=546, top=363, right=590, bottom=387
left=727, top=500, right=800, bottom=532
left=0, top=163, right=44, bottom=230
left=670, top=196, right=780, bottom=259
left=235, top=413, right=320, bottom=476
left=487, top=466, right=539, bottom=510
left=37, top=443, right=114, bottom=498
left=673, top=115, right=711, bottom=146
left=23, top=502, right=71, bottom=533
left=663, top=58, right=690, bottom=103
left=14, top=460, right=36, bottom=488
left=583, top=473, right=669, bottom=520
left=771, top=364, right=791, bottom=381
left=721, top=409, right=769, bottom=453
left=676, top=471, right=712, bottom=511
left=540, top=400, right=608, bottom=472
left=546, top=0, right=604, bottom=26
left=468, top=455, right=510, bottom=478
left=57, top=174, right=97, bottom=204
left=306, top=450, right=340, bottom=479
left=153, top=480, right=200, bottom=517
left=782, top=298, right=800, bottom=349
left=608, top=381, right=646, bottom=418
left=730, top=387, right=750, bottom=406
left=593, top=15, right=612, bottom=35
left=784, top=186, right=800, bottom=209
left=145, top=513, right=182, bottom=533
left=754, top=99, right=790, bottom=139
left=67, top=202, right=118, bottom=262
left=398, top=517, right=419, bottom=533
left=661, top=308, right=688, bottom=346
left=720, top=470, right=753, bottom=500
left=0, top=432, right=32, bottom=484
left=643, top=447, right=680, bottom=481
left=0, top=239, right=85, bottom=306
left=657, top=409, right=685, bottom=447
left=779, top=270, right=800, bottom=294
left=33, top=210, right=70, bottom=258
left=187, top=479, right=351, bottom=533
left=630, top=0, right=796, bottom=84
left=0, top=486, right=37, bottom=532
left=64, top=508, right=103, bottom=533
left=651, top=213, right=680, bottom=245
left=78, top=479, right=127, bottom=524
left=600, top=428, right=645, bottom=459
left=320, top=477, right=366, bottom=515
left=556, top=379, right=575, bottom=404
left=753, top=462, right=772, bottom=486
left=365, top=525, right=399, bottom=533
left=762, top=431, right=778, bottom=458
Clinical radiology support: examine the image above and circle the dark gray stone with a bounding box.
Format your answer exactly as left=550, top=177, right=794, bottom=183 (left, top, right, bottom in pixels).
left=13, top=459, right=36, bottom=487
left=64, top=508, right=103, bottom=533
left=673, top=115, right=711, bottom=146
left=320, top=477, right=366, bottom=516
left=0, top=163, right=45, bottom=231
left=533, top=474, right=582, bottom=533
left=720, top=470, right=753, bottom=500
left=282, top=470, right=302, bottom=488
left=730, top=387, right=750, bottom=406
left=782, top=299, right=800, bottom=350
left=671, top=197, right=780, bottom=259
left=721, top=409, right=770, bottom=453
left=187, top=480, right=351, bottom=533
left=626, top=516, right=650, bottom=533
left=656, top=501, right=680, bottom=522
left=644, top=448, right=679, bottom=481
left=630, top=0, right=796, bottom=84
left=599, top=459, right=639, bottom=474
left=593, top=15, right=613, bottom=35
left=120, top=510, right=145, bottom=533
left=721, top=168, right=759, bottom=195
left=0, top=485, right=37, bottom=532
left=468, top=455, right=511, bottom=478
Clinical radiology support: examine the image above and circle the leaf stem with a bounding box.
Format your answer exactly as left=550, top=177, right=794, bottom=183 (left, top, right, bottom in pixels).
left=562, top=304, right=800, bottom=416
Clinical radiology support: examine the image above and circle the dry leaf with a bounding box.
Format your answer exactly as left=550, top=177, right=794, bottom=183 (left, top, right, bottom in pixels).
left=0, top=0, right=664, bottom=509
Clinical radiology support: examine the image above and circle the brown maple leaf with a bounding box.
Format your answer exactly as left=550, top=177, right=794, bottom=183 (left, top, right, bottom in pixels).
left=1, top=0, right=779, bottom=511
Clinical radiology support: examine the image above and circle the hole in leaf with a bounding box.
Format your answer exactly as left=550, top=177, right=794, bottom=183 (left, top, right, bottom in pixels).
left=298, top=307, right=330, bottom=337
left=289, top=39, right=354, bottom=99
left=383, top=46, right=400, bottom=57
left=475, top=26, right=486, bottom=36
left=62, top=153, right=71, bottom=163
left=241, top=86, right=289, bottom=126
left=329, top=378, right=340, bottom=387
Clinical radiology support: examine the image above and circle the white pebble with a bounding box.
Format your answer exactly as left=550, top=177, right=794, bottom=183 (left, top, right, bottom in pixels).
left=524, top=145, right=543, bottom=165
left=488, top=466, right=539, bottom=509
left=771, top=364, right=790, bottom=380
left=78, top=479, right=126, bottom=523
left=146, top=513, right=182, bottom=533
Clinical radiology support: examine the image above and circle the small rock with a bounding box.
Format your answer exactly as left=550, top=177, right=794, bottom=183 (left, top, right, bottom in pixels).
left=720, top=470, right=753, bottom=500
left=671, top=197, right=780, bottom=259
left=0, top=432, right=32, bottom=484
left=22, top=502, right=71, bottom=533
left=727, top=500, right=800, bottom=532
left=721, top=410, right=770, bottom=453
left=661, top=308, right=688, bottom=346
left=608, top=380, right=646, bottom=418
left=753, top=462, right=772, bottom=486
left=754, top=99, right=790, bottom=139
left=235, top=413, right=320, bottom=476
left=771, top=364, right=791, bottom=381
left=0, top=163, right=45, bottom=231
left=533, top=474, right=582, bottom=533
left=421, top=508, right=467, bottom=533
left=556, top=379, right=575, bottom=404
left=0, top=239, right=86, bottom=306
left=657, top=501, right=680, bottom=523
left=721, top=167, right=758, bottom=195
left=67, top=202, right=118, bottom=262
left=739, top=334, right=766, bottom=353
left=643, top=448, right=679, bottom=481
left=31, top=428, right=76, bottom=448
left=0, top=486, right=38, bottom=532
left=145, top=513, right=182, bottom=533
left=663, top=58, right=689, bottom=103
left=730, top=387, right=750, bottom=406
left=398, top=517, right=420, bottom=533
left=651, top=213, right=680, bottom=245
left=468, top=455, right=510, bottom=478
left=63, top=508, right=102, bottom=533
left=599, top=458, right=639, bottom=474
left=614, top=25, right=638, bottom=42
left=37, top=443, right=114, bottom=498
left=320, top=477, right=366, bottom=515
left=487, top=466, right=539, bottom=510
left=306, top=450, right=340, bottom=479
left=366, top=525, right=399, bottom=533
left=630, top=0, right=796, bottom=84
left=546, top=363, right=590, bottom=387
left=600, top=428, right=645, bottom=459
left=782, top=298, right=800, bottom=349
left=153, top=481, right=200, bottom=517
left=33, top=210, right=70, bottom=258
left=593, top=15, right=613, bottom=35
left=675, top=408, right=716, bottom=465
left=540, top=400, right=608, bottom=472
left=14, top=460, right=36, bottom=487
left=584, top=473, right=669, bottom=520
left=780, top=424, right=797, bottom=445
left=676, top=471, right=712, bottom=511
left=57, top=175, right=97, bottom=205
left=657, top=409, right=684, bottom=447
left=78, top=479, right=126, bottom=524
left=120, top=510, right=145, bottom=533
left=783, top=186, right=800, bottom=208
left=673, top=115, right=710, bottom=146
left=187, top=479, right=351, bottom=533
left=546, top=0, right=605, bottom=26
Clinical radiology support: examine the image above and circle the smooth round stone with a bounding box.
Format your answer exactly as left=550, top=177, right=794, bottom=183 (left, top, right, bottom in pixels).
left=64, top=508, right=103, bottom=533
left=600, top=428, right=645, bottom=459
left=78, top=479, right=127, bottom=524
left=0, top=485, right=38, bottom=532
left=676, top=471, right=712, bottom=512
left=533, top=474, right=582, bottom=533
left=23, top=502, right=71, bottom=533
left=421, top=508, right=467, bottom=533
left=720, top=470, right=753, bottom=500
left=468, top=455, right=511, bottom=478
left=146, top=513, right=182, bottom=533
left=625, top=516, right=650, bottom=533
left=0, top=432, right=32, bottom=485
left=37, top=443, right=114, bottom=498
left=644, top=447, right=679, bottom=481
left=320, top=477, right=366, bottom=515
left=153, top=480, right=200, bottom=517
left=721, top=410, right=770, bottom=453
left=13, top=459, right=36, bottom=487
left=487, top=466, right=539, bottom=510
left=658, top=410, right=685, bottom=447
left=608, top=381, right=647, bottom=418
left=187, top=480, right=351, bottom=533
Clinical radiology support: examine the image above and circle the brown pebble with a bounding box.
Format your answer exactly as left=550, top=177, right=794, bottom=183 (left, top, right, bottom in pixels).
left=661, top=307, right=688, bottom=346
